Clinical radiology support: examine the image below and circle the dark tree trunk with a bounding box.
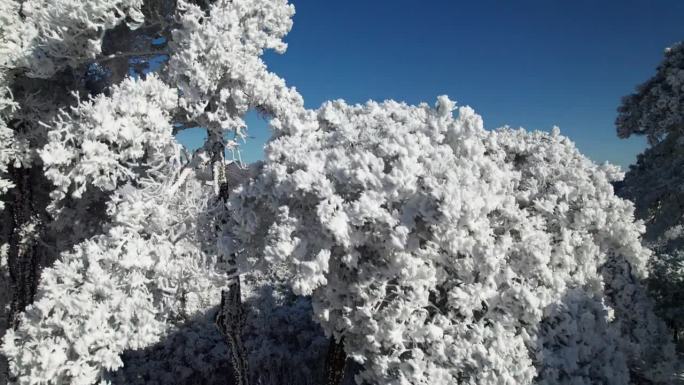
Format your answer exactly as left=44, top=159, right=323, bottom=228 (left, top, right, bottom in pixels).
left=0, top=166, right=49, bottom=385
left=6, top=167, right=43, bottom=329
left=213, top=157, right=250, bottom=385
left=325, top=336, right=347, bottom=385
left=216, top=277, right=249, bottom=385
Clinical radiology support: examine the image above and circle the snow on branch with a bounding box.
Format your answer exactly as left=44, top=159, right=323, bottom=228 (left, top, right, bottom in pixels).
left=168, top=0, right=310, bottom=141
left=39, top=75, right=179, bottom=212
left=617, top=42, right=684, bottom=144
left=0, top=0, right=145, bottom=78
left=2, top=166, right=224, bottom=385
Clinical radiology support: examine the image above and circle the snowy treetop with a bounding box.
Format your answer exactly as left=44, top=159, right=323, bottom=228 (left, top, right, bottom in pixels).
left=617, top=42, right=684, bottom=144
left=228, top=96, right=673, bottom=384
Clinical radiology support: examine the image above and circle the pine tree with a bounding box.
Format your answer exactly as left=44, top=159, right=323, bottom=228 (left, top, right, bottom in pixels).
left=1, top=0, right=300, bottom=384
left=616, top=41, right=684, bottom=348
left=228, top=97, right=676, bottom=384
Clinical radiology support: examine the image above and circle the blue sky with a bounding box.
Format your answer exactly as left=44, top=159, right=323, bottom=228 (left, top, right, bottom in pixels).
left=176, top=0, right=684, bottom=169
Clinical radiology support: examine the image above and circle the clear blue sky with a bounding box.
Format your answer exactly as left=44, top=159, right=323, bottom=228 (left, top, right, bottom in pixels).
left=176, top=0, right=684, bottom=169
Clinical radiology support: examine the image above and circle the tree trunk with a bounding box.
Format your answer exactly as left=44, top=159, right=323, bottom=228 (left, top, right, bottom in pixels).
left=6, top=167, right=43, bottom=328
left=324, top=336, right=347, bottom=385
left=1, top=167, right=46, bottom=385
left=211, top=148, right=250, bottom=385
left=216, top=276, right=249, bottom=385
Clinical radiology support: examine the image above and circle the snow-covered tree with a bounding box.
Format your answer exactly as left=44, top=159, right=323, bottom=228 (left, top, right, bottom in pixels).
left=0, top=0, right=177, bottom=381
left=616, top=41, right=684, bottom=347
left=617, top=43, right=684, bottom=145
left=229, top=97, right=676, bottom=385
left=167, top=1, right=306, bottom=384
left=1, top=0, right=314, bottom=384
left=3, top=147, right=225, bottom=385
left=0, top=0, right=167, bottom=383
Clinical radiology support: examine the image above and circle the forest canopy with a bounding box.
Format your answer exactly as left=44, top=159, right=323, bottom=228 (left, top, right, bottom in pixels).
left=0, top=1, right=682, bottom=385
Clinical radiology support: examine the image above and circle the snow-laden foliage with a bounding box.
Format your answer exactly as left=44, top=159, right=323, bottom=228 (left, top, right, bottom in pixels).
left=0, top=0, right=28, bottom=71
left=229, top=97, right=675, bottom=385
left=0, top=0, right=144, bottom=78
left=0, top=0, right=27, bottom=209
left=617, top=41, right=684, bottom=345
left=0, top=0, right=72, bottom=172
left=2, top=0, right=318, bottom=383
left=168, top=0, right=308, bottom=140
left=0, top=72, right=18, bottom=212
left=497, top=128, right=675, bottom=383
left=2, top=73, right=226, bottom=385
left=39, top=75, right=178, bottom=211
left=2, top=165, right=225, bottom=385
left=617, top=42, right=684, bottom=145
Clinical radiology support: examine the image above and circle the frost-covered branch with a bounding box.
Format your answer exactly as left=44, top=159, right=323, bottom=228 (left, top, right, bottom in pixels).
left=39, top=75, right=179, bottom=212
left=617, top=42, right=684, bottom=144
left=1, top=0, right=146, bottom=78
